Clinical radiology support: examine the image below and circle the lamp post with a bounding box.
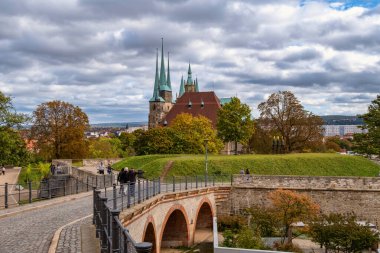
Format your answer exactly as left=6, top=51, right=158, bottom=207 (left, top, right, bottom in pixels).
left=204, top=139, right=209, bottom=185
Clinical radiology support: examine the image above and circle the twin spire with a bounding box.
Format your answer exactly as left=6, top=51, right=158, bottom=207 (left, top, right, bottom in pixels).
left=151, top=38, right=199, bottom=102
left=150, top=38, right=172, bottom=102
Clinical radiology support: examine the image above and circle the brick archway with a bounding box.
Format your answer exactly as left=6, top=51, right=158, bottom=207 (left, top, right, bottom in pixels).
left=192, top=197, right=215, bottom=244
left=159, top=204, right=190, bottom=250
left=142, top=216, right=157, bottom=253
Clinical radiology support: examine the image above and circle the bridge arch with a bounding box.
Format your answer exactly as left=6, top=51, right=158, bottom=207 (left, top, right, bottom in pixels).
left=160, top=204, right=190, bottom=250
left=142, top=216, right=157, bottom=253
left=193, top=197, right=215, bottom=244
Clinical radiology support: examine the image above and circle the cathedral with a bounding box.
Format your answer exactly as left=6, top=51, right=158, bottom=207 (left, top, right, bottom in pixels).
left=148, top=39, right=231, bottom=129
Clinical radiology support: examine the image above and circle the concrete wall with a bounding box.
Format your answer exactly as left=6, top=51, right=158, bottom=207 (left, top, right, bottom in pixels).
left=225, top=175, right=380, bottom=225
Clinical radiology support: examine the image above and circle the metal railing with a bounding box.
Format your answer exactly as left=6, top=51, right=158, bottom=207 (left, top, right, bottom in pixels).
left=93, top=174, right=232, bottom=253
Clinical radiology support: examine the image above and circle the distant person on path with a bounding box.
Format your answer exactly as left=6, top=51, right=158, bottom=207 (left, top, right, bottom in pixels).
left=50, top=163, right=56, bottom=175
left=1, top=165, right=5, bottom=175
left=245, top=168, right=250, bottom=175
left=129, top=169, right=136, bottom=196
left=98, top=162, right=104, bottom=174
left=107, top=164, right=112, bottom=174
left=117, top=168, right=128, bottom=195
left=240, top=169, right=245, bottom=175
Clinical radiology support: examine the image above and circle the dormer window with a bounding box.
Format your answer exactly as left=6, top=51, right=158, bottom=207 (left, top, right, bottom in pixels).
left=188, top=99, right=192, bottom=109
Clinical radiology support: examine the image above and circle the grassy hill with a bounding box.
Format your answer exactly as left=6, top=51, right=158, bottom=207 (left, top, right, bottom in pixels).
left=112, top=153, right=380, bottom=179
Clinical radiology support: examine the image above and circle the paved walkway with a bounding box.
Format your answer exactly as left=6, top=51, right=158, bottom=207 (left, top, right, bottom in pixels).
left=0, top=191, right=94, bottom=253
left=0, top=167, right=21, bottom=208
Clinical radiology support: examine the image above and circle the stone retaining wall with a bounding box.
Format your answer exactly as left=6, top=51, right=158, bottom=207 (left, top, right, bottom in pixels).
left=224, top=175, right=380, bottom=225
left=232, top=175, right=380, bottom=190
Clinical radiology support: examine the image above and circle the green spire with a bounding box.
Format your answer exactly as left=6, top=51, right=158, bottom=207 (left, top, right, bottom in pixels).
left=179, top=75, right=185, bottom=97
left=150, top=48, right=164, bottom=102
left=195, top=77, right=199, bottom=92
left=159, top=38, right=167, bottom=90
left=166, top=52, right=172, bottom=90
left=187, top=62, right=193, bottom=85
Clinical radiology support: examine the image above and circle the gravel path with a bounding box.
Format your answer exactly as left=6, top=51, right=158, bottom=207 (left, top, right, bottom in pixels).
left=0, top=195, right=92, bottom=253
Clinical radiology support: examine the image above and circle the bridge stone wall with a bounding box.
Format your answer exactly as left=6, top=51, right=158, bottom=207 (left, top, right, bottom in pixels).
left=120, top=188, right=221, bottom=252
left=225, top=175, right=380, bottom=225
left=82, top=158, right=122, bottom=167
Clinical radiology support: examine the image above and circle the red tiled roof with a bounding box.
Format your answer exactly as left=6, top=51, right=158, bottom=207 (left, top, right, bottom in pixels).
left=164, top=91, right=221, bottom=128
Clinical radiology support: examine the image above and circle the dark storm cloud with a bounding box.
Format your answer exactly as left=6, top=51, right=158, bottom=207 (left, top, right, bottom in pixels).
left=0, top=0, right=379, bottom=122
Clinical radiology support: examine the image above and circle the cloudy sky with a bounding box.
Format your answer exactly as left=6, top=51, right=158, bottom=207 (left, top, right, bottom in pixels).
left=1, top=0, right=379, bottom=123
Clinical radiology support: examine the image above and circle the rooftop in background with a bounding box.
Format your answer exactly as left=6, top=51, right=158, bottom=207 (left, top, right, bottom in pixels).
left=321, top=115, right=364, bottom=125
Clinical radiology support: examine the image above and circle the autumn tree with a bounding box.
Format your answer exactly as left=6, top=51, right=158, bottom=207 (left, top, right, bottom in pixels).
left=0, top=91, right=30, bottom=165
left=133, top=127, right=180, bottom=155
left=258, top=91, right=324, bottom=153
left=352, top=95, right=380, bottom=156
left=118, top=132, right=136, bottom=155
left=248, top=121, right=273, bottom=154
left=31, top=100, right=89, bottom=160
left=310, top=212, right=379, bottom=253
left=268, top=189, right=320, bottom=244
left=89, top=137, right=125, bottom=158
left=171, top=113, right=223, bottom=154
left=217, top=97, right=254, bottom=154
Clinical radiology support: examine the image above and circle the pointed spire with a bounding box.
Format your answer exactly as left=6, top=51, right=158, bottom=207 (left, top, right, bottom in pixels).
left=187, top=62, right=193, bottom=85
left=179, top=75, right=185, bottom=97
left=195, top=77, right=199, bottom=92
left=159, top=38, right=167, bottom=90
left=166, top=52, right=172, bottom=90
left=150, top=48, right=164, bottom=102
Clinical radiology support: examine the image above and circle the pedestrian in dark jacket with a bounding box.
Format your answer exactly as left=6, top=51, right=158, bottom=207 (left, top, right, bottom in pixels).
left=128, top=169, right=136, bottom=196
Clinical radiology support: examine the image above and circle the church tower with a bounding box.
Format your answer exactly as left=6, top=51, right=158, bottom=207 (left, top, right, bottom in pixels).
left=184, top=63, right=198, bottom=93
left=148, top=39, right=173, bottom=129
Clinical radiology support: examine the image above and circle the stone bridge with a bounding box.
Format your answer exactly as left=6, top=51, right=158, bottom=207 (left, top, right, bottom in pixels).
left=119, top=186, right=230, bottom=253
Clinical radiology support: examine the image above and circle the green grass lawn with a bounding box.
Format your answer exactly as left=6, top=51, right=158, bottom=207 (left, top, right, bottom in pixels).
left=112, top=153, right=380, bottom=179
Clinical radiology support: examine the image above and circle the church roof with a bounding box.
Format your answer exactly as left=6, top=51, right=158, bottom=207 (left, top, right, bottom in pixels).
left=163, top=91, right=222, bottom=128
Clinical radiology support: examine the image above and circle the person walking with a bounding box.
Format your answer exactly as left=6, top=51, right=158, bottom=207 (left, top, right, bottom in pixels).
left=129, top=168, right=136, bottom=196
left=107, top=164, right=112, bottom=174
left=1, top=165, right=5, bottom=175
left=245, top=168, right=250, bottom=175
left=117, top=168, right=128, bottom=194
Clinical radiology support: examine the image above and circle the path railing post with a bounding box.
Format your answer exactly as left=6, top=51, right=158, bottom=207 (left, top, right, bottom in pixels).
left=127, top=182, right=131, bottom=208
left=135, top=242, right=153, bottom=253
left=4, top=183, right=8, bottom=208
left=111, top=210, right=121, bottom=253
left=138, top=180, right=141, bottom=204
left=158, top=177, right=161, bottom=194
left=146, top=179, right=149, bottom=199
left=153, top=179, right=156, bottom=196
left=213, top=175, right=215, bottom=186
left=76, top=177, right=79, bottom=194
left=196, top=175, right=198, bottom=189
left=100, top=197, right=108, bottom=252
left=93, top=187, right=97, bottom=225
left=28, top=181, right=32, bottom=203
left=231, top=174, right=233, bottom=186
left=185, top=176, right=188, bottom=190
left=95, top=190, right=101, bottom=237
left=172, top=176, right=175, bottom=192
left=87, top=177, right=89, bottom=192
left=113, top=184, right=117, bottom=210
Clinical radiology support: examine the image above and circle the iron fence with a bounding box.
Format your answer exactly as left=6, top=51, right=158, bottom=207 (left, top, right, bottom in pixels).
left=93, top=174, right=233, bottom=253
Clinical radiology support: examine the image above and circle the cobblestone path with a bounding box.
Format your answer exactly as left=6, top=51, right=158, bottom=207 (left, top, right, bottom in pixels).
left=56, top=217, right=92, bottom=253
left=0, top=195, right=92, bottom=253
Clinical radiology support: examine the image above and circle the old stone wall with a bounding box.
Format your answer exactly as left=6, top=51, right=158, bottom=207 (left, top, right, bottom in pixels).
left=82, top=158, right=122, bottom=167
left=233, top=175, right=380, bottom=190
left=224, top=175, right=380, bottom=225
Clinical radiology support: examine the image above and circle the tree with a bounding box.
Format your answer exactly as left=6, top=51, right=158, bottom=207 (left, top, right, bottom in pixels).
left=217, top=97, right=254, bottom=154
left=248, top=121, right=273, bottom=154
left=31, top=100, right=89, bottom=160
left=171, top=113, right=223, bottom=154
left=310, top=212, right=379, bottom=253
left=268, top=189, right=320, bottom=244
left=118, top=132, right=136, bottom=155
left=89, top=137, right=124, bottom=158
left=133, top=127, right=180, bottom=155
left=353, top=95, right=380, bottom=156
left=258, top=91, right=324, bottom=153
left=0, top=91, right=30, bottom=166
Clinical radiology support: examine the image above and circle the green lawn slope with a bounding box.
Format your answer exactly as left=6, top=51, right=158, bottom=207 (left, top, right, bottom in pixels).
left=112, top=153, right=380, bottom=179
